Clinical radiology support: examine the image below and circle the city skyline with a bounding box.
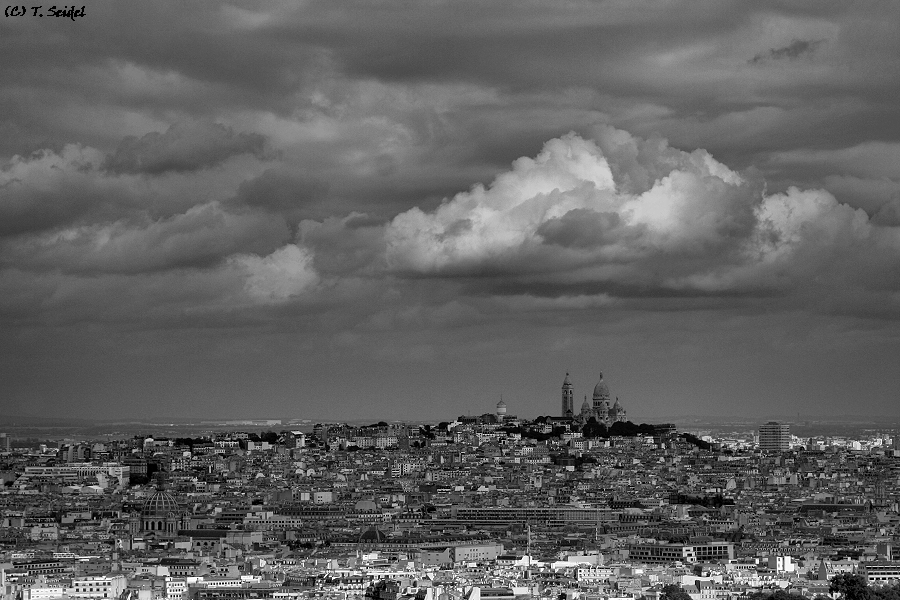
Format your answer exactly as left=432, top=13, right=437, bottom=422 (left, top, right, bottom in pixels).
left=2, top=2, right=900, bottom=421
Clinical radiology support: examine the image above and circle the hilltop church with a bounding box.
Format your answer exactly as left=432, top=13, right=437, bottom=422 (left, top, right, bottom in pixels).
left=560, top=371, right=627, bottom=426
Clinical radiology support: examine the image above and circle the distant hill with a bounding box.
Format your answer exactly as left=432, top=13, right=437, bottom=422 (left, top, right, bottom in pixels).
left=0, top=414, right=99, bottom=427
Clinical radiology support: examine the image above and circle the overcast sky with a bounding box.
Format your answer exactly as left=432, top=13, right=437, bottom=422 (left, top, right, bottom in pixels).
left=2, top=0, right=899, bottom=422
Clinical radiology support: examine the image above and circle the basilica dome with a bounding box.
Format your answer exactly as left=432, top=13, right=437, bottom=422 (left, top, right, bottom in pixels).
left=142, top=490, right=180, bottom=517
left=592, top=374, right=610, bottom=399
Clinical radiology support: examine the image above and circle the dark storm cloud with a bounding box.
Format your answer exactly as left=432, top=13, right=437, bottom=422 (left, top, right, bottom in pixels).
left=0, top=137, right=277, bottom=250
left=0, top=145, right=114, bottom=237
left=0, top=3, right=322, bottom=99
left=3, top=1, right=898, bottom=192
left=305, top=1, right=747, bottom=86
left=2, top=0, right=900, bottom=418
left=230, top=169, right=330, bottom=223
left=749, top=39, right=825, bottom=64
left=2, top=204, right=290, bottom=275
left=105, top=122, right=268, bottom=175
left=872, top=198, right=900, bottom=227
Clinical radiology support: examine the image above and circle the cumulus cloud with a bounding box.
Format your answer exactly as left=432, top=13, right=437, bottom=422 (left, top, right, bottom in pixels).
left=385, top=129, right=760, bottom=282
left=230, top=244, right=320, bottom=303
left=386, top=134, right=620, bottom=274
left=383, top=127, right=900, bottom=313
left=820, top=175, right=900, bottom=218
left=763, top=142, right=900, bottom=220
left=4, top=123, right=900, bottom=327
left=105, top=121, right=268, bottom=175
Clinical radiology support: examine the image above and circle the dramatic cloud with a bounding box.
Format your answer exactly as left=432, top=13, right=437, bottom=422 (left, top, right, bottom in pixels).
left=2, top=1, right=900, bottom=419
left=2, top=203, right=290, bottom=274
left=0, top=145, right=111, bottom=237
left=0, top=138, right=273, bottom=241
left=384, top=129, right=757, bottom=283
left=230, top=169, right=330, bottom=226
left=384, top=127, right=900, bottom=313
left=105, top=122, right=268, bottom=175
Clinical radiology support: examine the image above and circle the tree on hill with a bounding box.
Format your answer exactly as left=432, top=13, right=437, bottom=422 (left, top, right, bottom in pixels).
left=824, top=575, right=900, bottom=600
left=830, top=573, right=871, bottom=600
left=679, top=432, right=712, bottom=450
left=873, top=590, right=900, bottom=600
left=582, top=417, right=607, bottom=438
left=660, top=584, right=692, bottom=600
left=746, top=590, right=795, bottom=600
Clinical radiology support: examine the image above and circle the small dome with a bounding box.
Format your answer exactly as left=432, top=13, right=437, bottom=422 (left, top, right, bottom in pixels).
left=580, top=397, right=591, bottom=413
left=360, top=527, right=387, bottom=542
left=562, top=372, right=572, bottom=386
left=496, top=400, right=507, bottom=416
left=142, top=490, right=179, bottom=517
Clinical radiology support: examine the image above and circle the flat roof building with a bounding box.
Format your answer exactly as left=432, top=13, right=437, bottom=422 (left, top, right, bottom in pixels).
left=759, top=421, right=791, bottom=453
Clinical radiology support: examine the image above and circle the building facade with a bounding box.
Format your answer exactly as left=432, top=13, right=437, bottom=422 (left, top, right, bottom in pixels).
left=759, top=421, right=791, bottom=453
left=627, top=541, right=735, bottom=565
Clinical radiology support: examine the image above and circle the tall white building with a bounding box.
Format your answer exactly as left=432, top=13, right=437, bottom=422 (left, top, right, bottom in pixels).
left=759, top=421, right=791, bottom=453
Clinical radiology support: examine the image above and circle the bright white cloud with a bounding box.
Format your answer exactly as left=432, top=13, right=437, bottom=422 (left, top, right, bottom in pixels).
left=383, top=127, right=900, bottom=310
left=385, top=128, right=758, bottom=275
left=385, top=133, right=619, bottom=273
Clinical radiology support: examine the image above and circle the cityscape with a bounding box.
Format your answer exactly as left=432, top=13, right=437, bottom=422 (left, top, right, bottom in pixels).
left=3, top=2, right=900, bottom=600
left=1, top=371, right=900, bottom=600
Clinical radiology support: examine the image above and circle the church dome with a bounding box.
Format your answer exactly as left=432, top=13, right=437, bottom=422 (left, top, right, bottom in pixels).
left=359, top=527, right=387, bottom=543
left=563, top=372, right=572, bottom=386
left=580, top=397, right=591, bottom=413
left=496, top=400, right=507, bottom=415
left=592, top=373, right=610, bottom=399
left=142, top=490, right=179, bottom=517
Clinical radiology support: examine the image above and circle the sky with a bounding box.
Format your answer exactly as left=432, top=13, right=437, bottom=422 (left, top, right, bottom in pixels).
left=2, top=0, right=900, bottom=422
